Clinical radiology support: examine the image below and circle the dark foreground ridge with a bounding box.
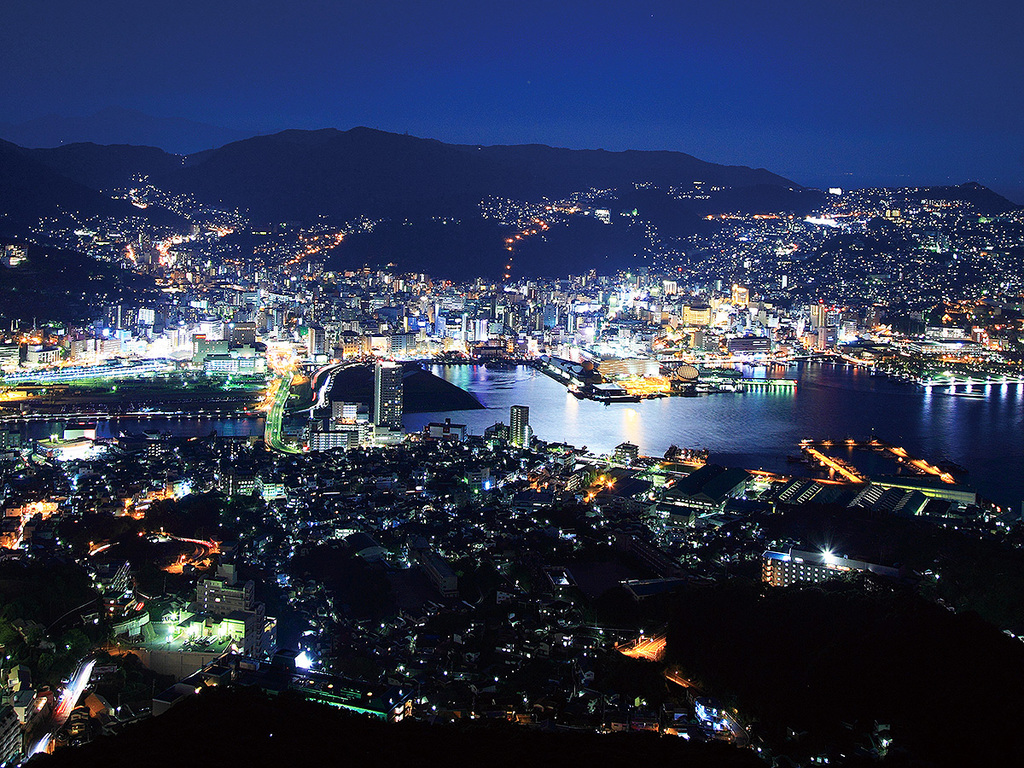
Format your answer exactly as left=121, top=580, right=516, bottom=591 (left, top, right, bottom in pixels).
left=663, top=580, right=1024, bottom=767
left=35, top=686, right=761, bottom=768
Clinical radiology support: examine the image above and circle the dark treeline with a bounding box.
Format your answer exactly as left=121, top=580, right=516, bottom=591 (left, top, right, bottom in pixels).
left=665, top=580, right=1024, bottom=767
left=37, top=686, right=762, bottom=768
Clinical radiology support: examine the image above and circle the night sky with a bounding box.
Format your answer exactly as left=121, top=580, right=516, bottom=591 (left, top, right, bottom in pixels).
left=3, top=0, right=1022, bottom=195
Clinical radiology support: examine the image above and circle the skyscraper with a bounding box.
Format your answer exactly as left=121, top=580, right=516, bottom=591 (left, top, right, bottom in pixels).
left=809, top=302, right=829, bottom=330
left=374, top=361, right=403, bottom=430
left=510, top=404, right=532, bottom=448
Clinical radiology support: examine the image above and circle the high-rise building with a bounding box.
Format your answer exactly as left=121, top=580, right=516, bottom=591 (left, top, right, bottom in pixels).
left=374, top=361, right=403, bottom=430
left=510, top=404, right=532, bottom=447
left=0, top=705, right=21, bottom=766
left=809, top=303, right=829, bottom=330
left=306, top=325, right=326, bottom=357
left=0, top=344, right=20, bottom=371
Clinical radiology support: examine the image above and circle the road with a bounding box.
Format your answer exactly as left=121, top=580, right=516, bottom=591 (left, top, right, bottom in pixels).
left=265, top=360, right=355, bottom=453
left=157, top=533, right=220, bottom=573
left=27, top=657, right=96, bottom=757
left=303, top=360, right=350, bottom=414
left=623, top=643, right=751, bottom=748
left=0, top=406, right=263, bottom=422
left=617, top=632, right=667, bottom=661
left=665, top=668, right=697, bottom=689
left=665, top=666, right=748, bottom=746
left=264, top=374, right=301, bottom=454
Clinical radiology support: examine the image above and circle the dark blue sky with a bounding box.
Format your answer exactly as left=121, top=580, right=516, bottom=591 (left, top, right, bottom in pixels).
left=3, top=0, right=1022, bottom=195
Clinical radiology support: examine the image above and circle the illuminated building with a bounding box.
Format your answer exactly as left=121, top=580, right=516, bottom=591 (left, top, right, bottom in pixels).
left=229, top=321, right=257, bottom=347
left=331, top=401, right=359, bottom=422
left=24, top=345, right=59, bottom=365
left=761, top=549, right=899, bottom=587
left=308, top=422, right=372, bottom=451
left=424, top=418, right=467, bottom=441
left=36, top=436, right=101, bottom=461
left=0, top=705, right=22, bottom=765
left=192, top=564, right=276, bottom=657
left=730, top=284, right=749, bottom=307
left=306, top=324, right=326, bottom=357
left=373, top=361, right=403, bottom=430
left=809, top=303, right=829, bottom=330
left=197, top=564, right=255, bottom=616
left=67, top=336, right=124, bottom=363
left=0, top=344, right=20, bottom=371
left=815, top=325, right=837, bottom=351
left=682, top=304, right=711, bottom=326
left=203, top=351, right=267, bottom=375
left=599, top=358, right=660, bottom=379
left=0, top=427, right=22, bottom=451
left=867, top=476, right=977, bottom=506
left=416, top=549, right=459, bottom=598
left=662, top=464, right=750, bottom=515
left=727, top=336, right=771, bottom=356
left=613, top=441, right=640, bottom=465
left=2, top=243, right=27, bottom=267
left=192, top=336, right=229, bottom=363
left=389, top=331, right=418, bottom=356
left=510, top=404, right=532, bottom=447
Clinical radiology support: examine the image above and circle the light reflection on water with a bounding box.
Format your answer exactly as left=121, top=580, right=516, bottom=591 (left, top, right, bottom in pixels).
left=9, top=363, right=1021, bottom=509
left=404, top=363, right=1023, bottom=509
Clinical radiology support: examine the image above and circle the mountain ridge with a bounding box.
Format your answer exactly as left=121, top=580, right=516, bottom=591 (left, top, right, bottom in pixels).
left=0, top=139, right=181, bottom=234
left=22, top=126, right=801, bottom=223
left=0, top=107, right=252, bottom=155
left=3, top=125, right=1018, bottom=279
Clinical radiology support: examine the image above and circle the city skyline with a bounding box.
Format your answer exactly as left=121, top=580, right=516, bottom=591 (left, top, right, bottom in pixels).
left=2, top=2, right=1024, bottom=765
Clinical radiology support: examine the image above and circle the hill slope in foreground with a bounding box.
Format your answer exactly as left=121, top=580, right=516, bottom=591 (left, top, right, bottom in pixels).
left=37, top=687, right=760, bottom=768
